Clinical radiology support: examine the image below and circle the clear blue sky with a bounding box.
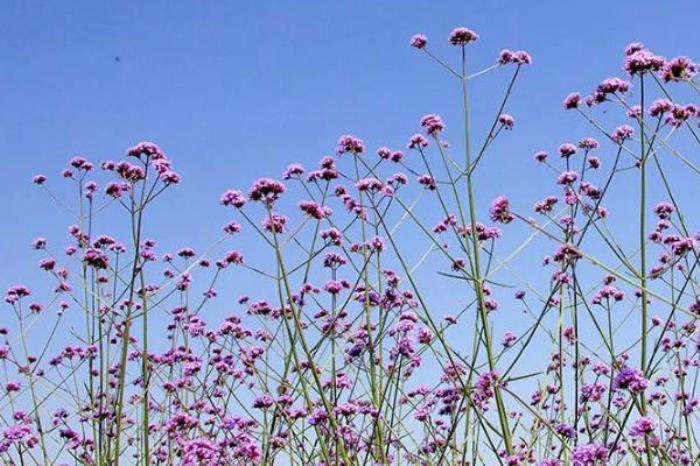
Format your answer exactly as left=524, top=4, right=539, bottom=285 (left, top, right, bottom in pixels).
left=1, top=1, right=698, bottom=357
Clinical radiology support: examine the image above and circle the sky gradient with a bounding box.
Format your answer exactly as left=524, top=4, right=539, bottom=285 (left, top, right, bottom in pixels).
left=2, top=1, right=699, bottom=341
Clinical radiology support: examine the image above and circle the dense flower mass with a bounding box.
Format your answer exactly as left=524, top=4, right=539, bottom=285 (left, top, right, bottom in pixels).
left=3, top=26, right=700, bottom=466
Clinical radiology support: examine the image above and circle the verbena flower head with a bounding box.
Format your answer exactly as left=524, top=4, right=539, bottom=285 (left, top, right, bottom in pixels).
left=489, top=196, right=514, bottom=224
left=420, top=113, right=445, bottom=136
left=336, top=134, right=365, bottom=155
left=127, top=141, right=165, bottom=159
left=563, top=92, right=581, bottom=110
left=249, top=178, right=285, bottom=205
left=660, top=56, right=698, bottom=82
left=613, top=366, right=649, bottom=394
left=410, top=34, right=427, bottom=49
left=220, top=190, right=247, bottom=208
left=499, top=49, right=532, bottom=65
left=623, top=48, right=665, bottom=75
left=448, top=27, right=479, bottom=45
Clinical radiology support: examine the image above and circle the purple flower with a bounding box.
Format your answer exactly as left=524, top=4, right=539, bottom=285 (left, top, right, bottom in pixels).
left=578, top=137, right=599, bottom=150
left=533, top=150, right=548, bottom=163
left=613, top=366, right=648, bottom=394
left=649, top=98, right=674, bottom=117
left=623, top=49, right=665, bottom=75
left=498, top=114, right=514, bottom=128
left=612, top=124, right=634, bottom=143
left=661, top=56, right=698, bottom=82
left=629, top=416, right=656, bottom=437
left=262, top=213, right=287, bottom=233
left=489, top=196, right=514, bottom=224
left=557, top=170, right=579, bottom=185
left=336, top=135, right=365, bottom=155
left=558, top=143, right=577, bottom=158
left=410, top=34, right=427, bottom=49
left=249, top=178, right=285, bottom=205
left=219, top=190, right=246, bottom=209
left=420, top=113, right=445, bottom=136
left=563, top=93, right=581, bottom=109
left=499, top=49, right=532, bottom=65
left=448, top=27, right=479, bottom=45
left=571, top=443, right=608, bottom=466
left=502, top=331, right=517, bottom=347
left=127, top=141, right=165, bottom=159
left=408, top=134, right=429, bottom=150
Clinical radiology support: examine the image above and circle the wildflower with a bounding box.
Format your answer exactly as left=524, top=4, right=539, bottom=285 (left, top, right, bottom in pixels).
left=571, top=443, right=608, bottom=465
left=499, top=49, right=532, bottom=65
left=417, top=174, right=436, bottom=190
left=629, top=416, right=656, bottom=437
left=578, top=137, right=599, bottom=150
left=612, top=124, right=634, bottom=143
left=448, top=27, right=479, bottom=45
left=83, top=248, right=109, bottom=269
left=502, top=331, right=517, bottom=347
left=557, top=170, right=579, bottom=185
left=299, top=200, right=331, bottom=219
left=498, top=114, right=514, bottom=128
left=587, top=156, right=601, bottom=169
left=533, top=150, right=548, bottom=163
left=555, top=422, right=575, bottom=438
left=249, top=178, right=285, bottom=205
left=614, top=366, right=649, bottom=394
left=563, top=93, right=581, bottom=109
left=489, top=196, right=514, bottom=224
left=127, top=141, right=165, bottom=159
left=558, top=143, right=577, bottom=158
left=32, top=174, right=47, bottom=185
left=320, top=227, right=343, bottom=245
left=420, top=113, right=445, bottom=136
left=655, top=202, right=674, bottom=219
left=660, top=56, right=698, bottom=82
left=69, top=156, right=93, bottom=171
left=592, top=77, right=631, bottom=104
left=336, top=135, right=365, bottom=155
left=410, top=34, right=427, bottom=49
left=262, top=213, right=287, bottom=233
left=624, top=49, right=664, bottom=75
left=408, top=134, right=429, bottom=150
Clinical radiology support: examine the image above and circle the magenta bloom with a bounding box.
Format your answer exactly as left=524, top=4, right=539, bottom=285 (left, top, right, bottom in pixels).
left=623, top=49, right=665, bottom=75
left=499, top=49, right=532, bottom=65
left=613, top=366, right=648, bottom=394
left=410, top=34, right=427, bottom=49
left=262, top=213, right=287, bottom=233
left=127, top=141, right=165, bottom=159
left=533, top=150, right=548, bottom=163
left=498, top=114, right=514, bottom=128
left=408, top=134, right=429, bottom=150
left=558, top=143, right=577, bottom=158
left=571, top=443, right=608, bottom=465
left=660, top=56, right=698, bottom=82
left=563, top=92, right=581, bottom=110
left=489, top=196, right=514, bottom=224
left=629, top=416, right=656, bottom=437
left=420, top=113, right=445, bottom=136
left=557, top=171, right=579, bottom=185
left=612, top=124, right=634, bottom=143
left=448, top=27, right=479, bottom=45
left=220, top=190, right=247, bottom=208
left=336, top=135, right=365, bottom=155
left=249, top=178, right=285, bottom=205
